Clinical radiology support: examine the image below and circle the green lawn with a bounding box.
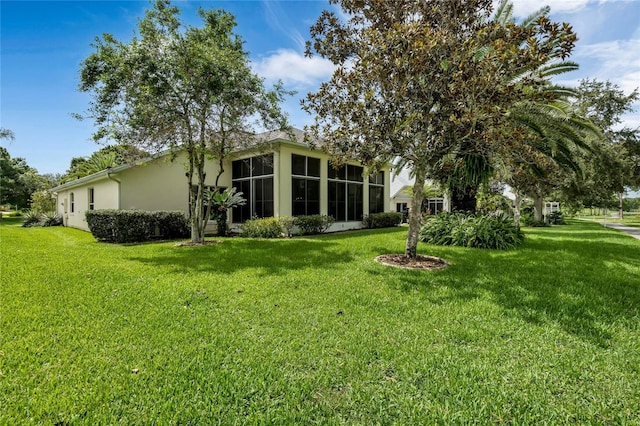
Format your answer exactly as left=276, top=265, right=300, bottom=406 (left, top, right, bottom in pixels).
left=2, top=218, right=639, bottom=424
left=576, top=211, right=640, bottom=228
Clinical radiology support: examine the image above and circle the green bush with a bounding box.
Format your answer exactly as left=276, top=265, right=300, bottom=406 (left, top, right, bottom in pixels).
left=150, top=211, right=190, bottom=239
left=419, top=213, right=523, bottom=250
left=278, top=216, right=297, bottom=238
left=296, top=215, right=334, bottom=235
left=522, top=213, right=550, bottom=227
left=85, top=210, right=189, bottom=243
left=547, top=211, right=566, bottom=225
left=41, top=211, right=63, bottom=227
left=363, top=212, right=403, bottom=229
left=22, top=210, right=42, bottom=228
left=240, top=217, right=283, bottom=238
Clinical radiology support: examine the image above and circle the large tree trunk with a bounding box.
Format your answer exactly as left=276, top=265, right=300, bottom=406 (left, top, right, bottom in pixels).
left=618, top=192, right=624, bottom=219
left=533, top=195, right=544, bottom=222
left=513, top=191, right=522, bottom=231
left=406, top=167, right=427, bottom=258
left=450, top=184, right=478, bottom=213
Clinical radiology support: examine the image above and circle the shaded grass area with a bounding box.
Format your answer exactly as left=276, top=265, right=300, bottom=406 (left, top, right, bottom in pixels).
left=1, top=220, right=639, bottom=423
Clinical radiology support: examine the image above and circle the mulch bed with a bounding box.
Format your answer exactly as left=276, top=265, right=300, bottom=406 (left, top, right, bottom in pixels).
left=375, top=254, right=449, bottom=270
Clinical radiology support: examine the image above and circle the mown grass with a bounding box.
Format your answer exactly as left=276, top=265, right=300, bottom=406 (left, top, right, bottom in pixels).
left=1, top=218, right=639, bottom=424
left=577, top=211, right=640, bottom=228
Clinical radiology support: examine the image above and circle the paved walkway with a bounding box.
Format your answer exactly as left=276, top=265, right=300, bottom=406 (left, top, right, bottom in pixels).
left=599, top=222, right=640, bottom=240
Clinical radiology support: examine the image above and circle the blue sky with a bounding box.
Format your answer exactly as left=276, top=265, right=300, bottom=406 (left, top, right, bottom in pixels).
left=1, top=0, right=639, bottom=178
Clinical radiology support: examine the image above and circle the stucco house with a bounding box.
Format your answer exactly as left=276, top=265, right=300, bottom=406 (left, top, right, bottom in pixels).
left=51, top=128, right=391, bottom=233
left=390, top=168, right=450, bottom=218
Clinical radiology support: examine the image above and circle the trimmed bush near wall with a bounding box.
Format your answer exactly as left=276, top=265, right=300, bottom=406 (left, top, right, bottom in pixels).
left=419, top=213, right=523, bottom=250
left=296, top=215, right=334, bottom=235
left=240, top=217, right=284, bottom=238
left=239, top=215, right=336, bottom=238
left=85, top=210, right=189, bottom=243
left=363, top=212, right=403, bottom=229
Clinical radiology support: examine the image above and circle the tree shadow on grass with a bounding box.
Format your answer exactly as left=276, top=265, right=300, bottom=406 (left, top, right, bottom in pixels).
left=377, top=221, right=640, bottom=348
left=126, top=237, right=355, bottom=276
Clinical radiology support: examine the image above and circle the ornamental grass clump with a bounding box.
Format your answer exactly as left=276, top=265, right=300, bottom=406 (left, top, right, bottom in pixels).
left=419, top=213, right=523, bottom=250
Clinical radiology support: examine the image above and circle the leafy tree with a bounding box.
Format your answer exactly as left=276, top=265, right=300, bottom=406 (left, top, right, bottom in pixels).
left=303, top=0, right=576, bottom=257
left=79, top=0, right=289, bottom=243
left=443, top=1, right=595, bottom=216
left=569, top=79, right=640, bottom=218
left=0, top=147, right=48, bottom=209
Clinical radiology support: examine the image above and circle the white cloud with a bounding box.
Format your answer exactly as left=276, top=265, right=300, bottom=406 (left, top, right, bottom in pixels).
left=252, top=49, right=336, bottom=88
left=505, top=0, right=619, bottom=18
left=577, top=39, right=640, bottom=95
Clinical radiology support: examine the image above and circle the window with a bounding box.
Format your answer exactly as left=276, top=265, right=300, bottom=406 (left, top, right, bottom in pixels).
left=88, top=188, right=95, bottom=210
left=232, top=154, right=274, bottom=222
left=368, top=171, right=384, bottom=214
left=328, top=164, right=363, bottom=221
left=291, top=154, right=320, bottom=216
left=425, top=198, right=444, bottom=215
left=70, top=192, right=75, bottom=213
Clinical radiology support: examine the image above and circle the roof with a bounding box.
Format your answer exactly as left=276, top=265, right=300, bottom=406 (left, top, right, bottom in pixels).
left=50, top=128, right=309, bottom=193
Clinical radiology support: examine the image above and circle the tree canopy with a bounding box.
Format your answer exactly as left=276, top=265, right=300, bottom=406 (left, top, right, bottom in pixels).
left=79, top=0, right=289, bottom=242
left=303, top=0, right=578, bottom=257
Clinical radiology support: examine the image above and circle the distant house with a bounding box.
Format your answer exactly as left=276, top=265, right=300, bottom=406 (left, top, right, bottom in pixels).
left=390, top=168, right=450, bottom=219
left=51, top=129, right=391, bottom=233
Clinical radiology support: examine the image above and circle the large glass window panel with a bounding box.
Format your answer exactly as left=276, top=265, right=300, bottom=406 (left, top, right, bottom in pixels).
left=232, top=158, right=251, bottom=179
left=307, top=157, right=321, bottom=177
left=292, top=154, right=306, bottom=176
left=232, top=179, right=251, bottom=222
left=369, top=171, right=384, bottom=185
left=347, top=165, right=363, bottom=182
left=254, top=177, right=274, bottom=218
left=307, top=179, right=320, bottom=215
left=328, top=164, right=346, bottom=180
left=369, top=186, right=384, bottom=214
left=328, top=181, right=346, bottom=221
left=292, top=178, right=306, bottom=216
left=347, top=183, right=363, bottom=221
left=253, top=154, right=274, bottom=176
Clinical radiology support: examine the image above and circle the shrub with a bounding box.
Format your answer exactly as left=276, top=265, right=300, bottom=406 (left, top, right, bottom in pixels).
left=522, top=213, right=550, bottom=227
left=296, top=215, right=334, bottom=235
left=41, top=211, right=63, bottom=227
left=22, top=210, right=42, bottom=227
left=30, top=190, right=56, bottom=213
left=240, top=217, right=283, bottom=238
left=363, top=212, right=403, bottom=229
left=419, top=212, right=523, bottom=250
left=85, top=210, right=189, bottom=242
left=547, top=211, right=566, bottom=225
left=150, top=211, right=190, bottom=239
left=278, top=216, right=297, bottom=238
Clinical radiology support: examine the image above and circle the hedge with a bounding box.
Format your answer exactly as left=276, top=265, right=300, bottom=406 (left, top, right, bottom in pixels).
left=363, top=212, right=403, bottom=229
left=85, top=210, right=189, bottom=243
left=295, top=214, right=334, bottom=235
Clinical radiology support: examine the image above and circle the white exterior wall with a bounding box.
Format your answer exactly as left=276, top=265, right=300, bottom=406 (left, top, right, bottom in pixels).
left=55, top=178, right=119, bottom=231
left=118, top=152, right=227, bottom=212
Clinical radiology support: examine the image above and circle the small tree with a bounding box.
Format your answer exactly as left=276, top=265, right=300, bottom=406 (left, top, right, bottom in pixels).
left=79, top=0, right=289, bottom=243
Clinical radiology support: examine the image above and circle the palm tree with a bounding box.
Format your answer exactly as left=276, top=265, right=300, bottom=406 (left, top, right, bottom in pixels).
left=438, top=0, right=598, bottom=217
